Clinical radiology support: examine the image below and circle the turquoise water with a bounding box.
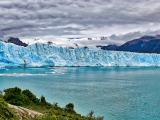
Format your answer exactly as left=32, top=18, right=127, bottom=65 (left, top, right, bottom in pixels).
left=0, top=67, right=160, bottom=120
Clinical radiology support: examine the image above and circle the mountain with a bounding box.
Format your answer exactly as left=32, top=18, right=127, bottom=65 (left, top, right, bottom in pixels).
left=116, top=36, right=156, bottom=52
left=7, top=37, right=28, bottom=47
left=97, top=45, right=118, bottom=51
left=138, top=37, right=160, bottom=53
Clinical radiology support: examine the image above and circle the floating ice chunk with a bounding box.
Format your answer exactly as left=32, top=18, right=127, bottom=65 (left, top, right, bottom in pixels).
left=0, top=73, right=46, bottom=76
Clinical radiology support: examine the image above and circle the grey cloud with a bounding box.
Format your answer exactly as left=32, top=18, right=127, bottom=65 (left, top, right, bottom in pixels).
left=0, top=0, right=159, bottom=45
left=75, top=40, right=124, bottom=46
left=109, top=32, right=144, bottom=41
left=109, top=30, right=160, bottom=42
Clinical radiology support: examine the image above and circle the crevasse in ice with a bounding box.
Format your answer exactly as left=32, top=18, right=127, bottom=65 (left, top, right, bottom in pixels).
left=0, top=41, right=160, bottom=67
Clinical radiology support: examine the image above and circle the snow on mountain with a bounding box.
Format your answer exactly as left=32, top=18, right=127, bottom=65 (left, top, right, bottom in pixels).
left=29, top=39, right=49, bottom=45
left=22, top=38, right=103, bottom=51
left=0, top=41, right=160, bottom=67
left=17, top=36, right=125, bottom=52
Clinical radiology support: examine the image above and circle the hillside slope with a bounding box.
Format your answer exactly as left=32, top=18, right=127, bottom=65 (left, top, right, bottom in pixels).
left=116, top=36, right=155, bottom=52
left=138, top=38, right=160, bottom=53
left=97, top=45, right=118, bottom=51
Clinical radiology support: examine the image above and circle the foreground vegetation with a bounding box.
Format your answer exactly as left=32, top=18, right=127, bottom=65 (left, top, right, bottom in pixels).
left=0, top=87, right=103, bottom=120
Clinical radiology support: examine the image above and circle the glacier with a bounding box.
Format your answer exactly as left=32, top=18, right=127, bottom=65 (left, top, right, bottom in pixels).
left=0, top=41, right=160, bottom=67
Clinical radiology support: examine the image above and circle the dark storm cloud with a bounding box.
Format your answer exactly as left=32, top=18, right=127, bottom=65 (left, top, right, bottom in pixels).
left=0, top=0, right=160, bottom=44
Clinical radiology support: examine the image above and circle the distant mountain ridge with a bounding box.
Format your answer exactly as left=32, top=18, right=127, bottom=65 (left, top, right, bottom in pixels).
left=7, top=37, right=28, bottom=47
left=97, top=45, right=118, bottom=50
left=116, top=35, right=160, bottom=53
left=138, top=37, right=160, bottom=53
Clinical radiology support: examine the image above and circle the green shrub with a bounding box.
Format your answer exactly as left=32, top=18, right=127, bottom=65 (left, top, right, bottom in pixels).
left=87, top=110, right=94, bottom=118
left=87, top=110, right=104, bottom=120
left=40, top=95, right=46, bottom=105
left=4, top=87, right=21, bottom=95
left=96, top=116, right=104, bottom=120
left=65, top=103, right=76, bottom=114
left=3, top=87, right=29, bottom=106
left=22, top=89, right=40, bottom=104
left=53, top=102, right=58, bottom=107
left=66, top=103, right=74, bottom=110
left=0, top=96, right=16, bottom=119
left=0, top=90, right=3, bottom=99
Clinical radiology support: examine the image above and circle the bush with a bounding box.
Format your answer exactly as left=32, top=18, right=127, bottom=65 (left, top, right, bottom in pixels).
left=65, top=103, right=76, bottom=114
left=4, top=87, right=21, bottom=95
left=87, top=110, right=104, bottom=120
left=53, top=102, right=58, bottom=107
left=0, top=96, right=16, bottom=119
left=3, top=87, right=53, bottom=110
left=22, top=89, right=40, bottom=104
left=3, top=87, right=29, bottom=106
left=40, top=95, right=46, bottom=105
left=87, top=110, right=94, bottom=118
left=66, top=103, right=74, bottom=110
left=0, top=90, right=2, bottom=99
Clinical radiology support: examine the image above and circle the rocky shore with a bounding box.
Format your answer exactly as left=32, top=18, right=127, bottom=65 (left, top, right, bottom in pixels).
left=8, top=103, right=43, bottom=119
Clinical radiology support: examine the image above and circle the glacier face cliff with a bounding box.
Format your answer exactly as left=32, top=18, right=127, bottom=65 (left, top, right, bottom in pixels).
left=0, top=41, right=160, bottom=67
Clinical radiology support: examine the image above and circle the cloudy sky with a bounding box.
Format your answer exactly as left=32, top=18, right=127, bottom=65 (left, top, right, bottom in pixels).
left=1, top=0, right=160, bottom=46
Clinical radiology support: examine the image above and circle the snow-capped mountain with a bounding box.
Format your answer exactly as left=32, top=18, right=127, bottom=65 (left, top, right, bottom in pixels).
left=22, top=37, right=103, bottom=51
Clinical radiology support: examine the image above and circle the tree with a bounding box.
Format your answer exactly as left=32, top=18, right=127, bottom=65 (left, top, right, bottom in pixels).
left=0, top=90, right=2, bottom=99
left=87, top=110, right=94, bottom=118
left=66, top=103, right=74, bottom=110
left=40, top=95, right=46, bottom=105
left=22, top=89, right=39, bottom=104
left=53, top=102, right=58, bottom=107
left=65, top=103, right=76, bottom=113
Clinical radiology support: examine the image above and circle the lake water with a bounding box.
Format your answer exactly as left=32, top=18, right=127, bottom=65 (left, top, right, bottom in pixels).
left=0, top=67, right=160, bottom=120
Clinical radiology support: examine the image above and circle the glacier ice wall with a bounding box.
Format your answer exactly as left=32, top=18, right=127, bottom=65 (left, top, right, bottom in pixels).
left=0, top=41, right=160, bottom=67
